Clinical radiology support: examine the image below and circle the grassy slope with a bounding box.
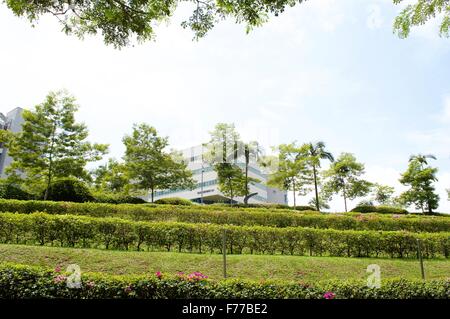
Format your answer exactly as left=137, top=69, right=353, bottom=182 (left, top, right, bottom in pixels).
left=1, top=244, right=448, bottom=282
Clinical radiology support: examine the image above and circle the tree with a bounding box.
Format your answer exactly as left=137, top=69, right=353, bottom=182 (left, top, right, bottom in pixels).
left=399, top=154, right=439, bottom=214
left=215, top=162, right=247, bottom=204
left=123, top=123, right=195, bottom=202
left=372, top=184, right=395, bottom=205
left=239, top=140, right=262, bottom=202
left=322, top=153, right=372, bottom=212
left=393, top=0, right=450, bottom=39
left=91, top=158, right=131, bottom=194
left=205, top=123, right=260, bottom=203
left=5, top=90, right=108, bottom=199
left=304, top=141, right=334, bottom=211
left=266, top=143, right=312, bottom=208
left=4, top=0, right=446, bottom=47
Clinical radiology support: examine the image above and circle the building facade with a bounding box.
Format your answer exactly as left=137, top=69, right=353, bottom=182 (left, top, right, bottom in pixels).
left=0, top=108, right=24, bottom=178
left=151, top=144, right=287, bottom=205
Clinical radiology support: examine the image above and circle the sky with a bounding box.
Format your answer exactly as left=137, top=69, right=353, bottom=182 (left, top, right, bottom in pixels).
left=0, top=0, right=449, bottom=212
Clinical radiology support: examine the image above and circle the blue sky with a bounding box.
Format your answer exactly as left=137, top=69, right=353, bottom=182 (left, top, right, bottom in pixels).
left=0, top=0, right=449, bottom=211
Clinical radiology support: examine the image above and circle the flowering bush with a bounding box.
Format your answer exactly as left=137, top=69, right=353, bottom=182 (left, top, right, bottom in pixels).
left=187, top=272, right=208, bottom=281
left=0, top=263, right=448, bottom=299
left=323, top=292, right=336, bottom=299
left=53, top=274, right=67, bottom=284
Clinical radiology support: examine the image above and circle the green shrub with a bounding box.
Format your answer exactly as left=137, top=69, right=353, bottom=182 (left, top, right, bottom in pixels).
left=0, top=212, right=448, bottom=258
left=213, top=203, right=317, bottom=211
left=93, top=193, right=147, bottom=204
left=0, top=199, right=448, bottom=233
left=351, top=205, right=408, bottom=214
left=0, top=263, right=448, bottom=299
left=154, top=197, right=193, bottom=206
left=45, top=178, right=94, bottom=203
left=0, top=181, right=32, bottom=200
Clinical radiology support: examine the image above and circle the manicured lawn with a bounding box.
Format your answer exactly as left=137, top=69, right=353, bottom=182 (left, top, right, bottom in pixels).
left=1, top=244, right=448, bottom=282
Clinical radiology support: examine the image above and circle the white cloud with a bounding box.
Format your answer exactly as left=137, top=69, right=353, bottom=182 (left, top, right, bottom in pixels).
left=366, top=4, right=384, bottom=30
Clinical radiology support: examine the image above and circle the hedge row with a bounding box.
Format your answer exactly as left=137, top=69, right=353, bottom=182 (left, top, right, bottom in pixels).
left=0, top=199, right=448, bottom=233
left=351, top=205, right=408, bottom=214
left=0, top=263, right=448, bottom=299
left=0, top=212, right=448, bottom=258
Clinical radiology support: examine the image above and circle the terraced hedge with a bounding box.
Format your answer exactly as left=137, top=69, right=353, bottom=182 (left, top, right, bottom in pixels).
left=0, top=199, right=449, bottom=233
left=0, top=212, right=448, bottom=258
left=0, top=263, right=448, bottom=299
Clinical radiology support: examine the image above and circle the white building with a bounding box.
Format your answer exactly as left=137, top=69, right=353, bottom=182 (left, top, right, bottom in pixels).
left=151, top=145, right=287, bottom=205
left=0, top=107, right=24, bottom=178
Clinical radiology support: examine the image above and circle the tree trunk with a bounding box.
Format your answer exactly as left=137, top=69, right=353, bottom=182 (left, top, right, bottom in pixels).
left=44, top=122, right=57, bottom=201
left=313, top=165, right=319, bottom=211
left=245, top=146, right=249, bottom=199
left=292, top=179, right=296, bottom=209
left=230, top=179, right=233, bottom=205
left=151, top=188, right=154, bottom=203
left=342, top=183, right=348, bottom=212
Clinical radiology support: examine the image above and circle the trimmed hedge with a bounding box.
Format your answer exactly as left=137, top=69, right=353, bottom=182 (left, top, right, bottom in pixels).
left=212, top=203, right=317, bottom=211
left=0, top=199, right=449, bottom=233
left=93, top=193, right=147, bottom=204
left=0, top=212, right=448, bottom=258
left=154, top=197, right=194, bottom=206
left=0, top=263, right=448, bottom=299
left=351, top=205, right=409, bottom=214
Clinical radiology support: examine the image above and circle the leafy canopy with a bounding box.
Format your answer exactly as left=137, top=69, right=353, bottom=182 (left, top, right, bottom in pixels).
left=322, top=152, right=372, bottom=212
left=5, top=0, right=446, bottom=47
left=393, top=0, right=450, bottom=39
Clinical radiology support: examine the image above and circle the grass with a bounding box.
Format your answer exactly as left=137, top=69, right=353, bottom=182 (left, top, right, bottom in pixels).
left=0, top=244, right=448, bottom=282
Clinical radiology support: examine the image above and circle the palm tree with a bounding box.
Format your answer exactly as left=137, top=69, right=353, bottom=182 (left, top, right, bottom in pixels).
left=307, top=141, right=334, bottom=211
left=409, top=154, right=436, bottom=169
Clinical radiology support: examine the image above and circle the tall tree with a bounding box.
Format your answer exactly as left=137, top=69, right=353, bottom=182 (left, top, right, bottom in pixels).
left=399, top=154, right=439, bottom=214
left=266, top=143, right=312, bottom=208
left=5, top=91, right=108, bottom=199
left=123, top=123, right=195, bottom=202
left=322, top=153, right=372, bottom=212
left=215, top=162, right=247, bottom=204
left=239, top=140, right=261, bottom=202
left=205, top=123, right=259, bottom=203
left=304, top=141, right=334, bottom=211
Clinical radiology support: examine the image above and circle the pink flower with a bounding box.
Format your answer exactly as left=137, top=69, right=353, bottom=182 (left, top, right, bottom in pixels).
left=53, top=274, right=67, bottom=284
left=187, top=272, right=208, bottom=281
left=54, top=265, right=62, bottom=273
left=323, top=292, right=336, bottom=299
left=155, top=271, right=163, bottom=279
